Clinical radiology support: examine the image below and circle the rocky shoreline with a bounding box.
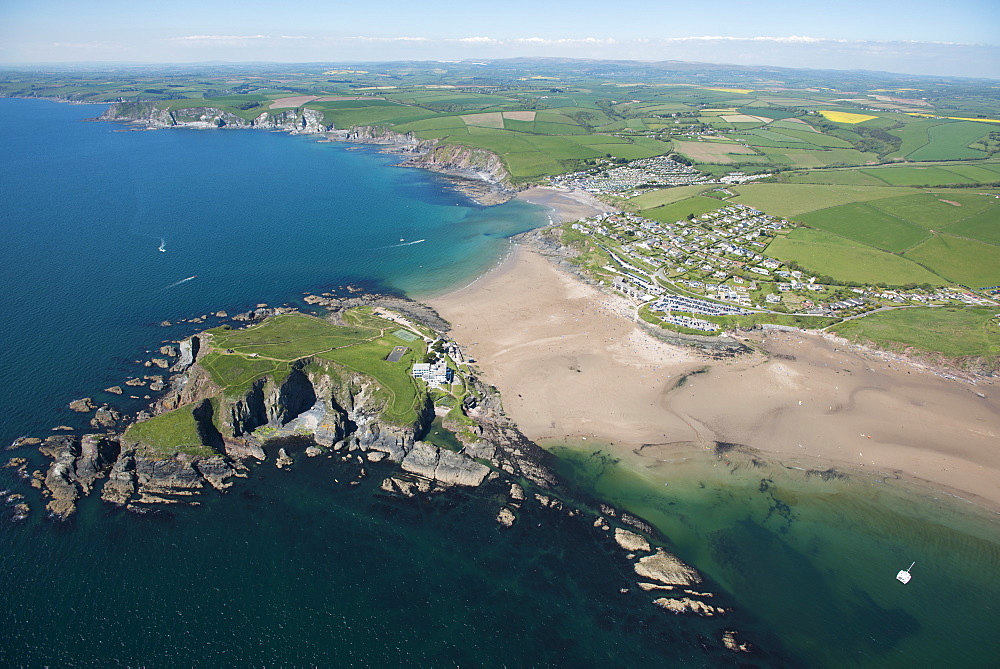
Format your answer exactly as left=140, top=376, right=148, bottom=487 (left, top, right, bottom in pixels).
left=3, top=293, right=757, bottom=658
left=98, top=103, right=519, bottom=207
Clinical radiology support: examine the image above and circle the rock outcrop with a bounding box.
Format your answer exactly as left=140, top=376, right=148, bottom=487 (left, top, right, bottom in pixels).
left=653, top=596, right=725, bottom=617
left=634, top=548, right=702, bottom=586
left=400, top=442, right=490, bottom=487
left=38, top=434, right=118, bottom=518
left=20, top=308, right=743, bottom=649
left=100, top=103, right=330, bottom=135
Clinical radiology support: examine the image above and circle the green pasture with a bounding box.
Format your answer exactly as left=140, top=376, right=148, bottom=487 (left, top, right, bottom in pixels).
left=730, top=183, right=915, bottom=217
left=904, top=234, right=1000, bottom=288
left=937, top=163, right=1000, bottom=181
left=318, top=105, right=438, bottom=129
left=773, top=127, right=855, bottom=148
left=785, top=170, right=889, bottom=186
left=639, top=196, right=726, bottom=223
left=945, top=207, right=1000, bottom=245
left=861, top=165, right=976, bottom=186
left=765, top=228, right=944, bottom=285
left=887, top=119, right=940, bottom=159
left=124, top=404, right=217, bottom=458
left=799, top=202, right=929, bottom=252
left=869, top=192, right=997, bottom=229
left=906, top=121, right=989, bottom=161
left=209, top=314, right=380, bottom=360
left=832, top=308, right=1000, bottom=359
left=739, top=108, right=801, bottom=120
left=502, top=152, right=567, bottom=178
left=627, top=185, right=715, bottom=210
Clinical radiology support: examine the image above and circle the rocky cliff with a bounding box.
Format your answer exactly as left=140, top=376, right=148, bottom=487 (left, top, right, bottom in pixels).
left=8, top=314, right=748, bottom=647
left=98, top=103, right=517, bottom=205
left=99, top=102, right=329, bottom=134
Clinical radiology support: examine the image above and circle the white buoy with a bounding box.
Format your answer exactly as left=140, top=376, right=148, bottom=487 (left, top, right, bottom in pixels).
left=896, top=561, right=915, bottom=584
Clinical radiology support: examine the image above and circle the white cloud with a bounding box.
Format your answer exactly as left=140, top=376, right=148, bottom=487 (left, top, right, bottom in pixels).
left=512, top=37, right=617, bottom=45
left=167, top=35, right=269, bottom=41
left=345, top=36, right=431, bottom=42
left=449, top=37, right=500, bottom=44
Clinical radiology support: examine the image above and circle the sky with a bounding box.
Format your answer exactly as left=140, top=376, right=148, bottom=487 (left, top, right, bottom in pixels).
left=1, top=0, right=998, bottom=78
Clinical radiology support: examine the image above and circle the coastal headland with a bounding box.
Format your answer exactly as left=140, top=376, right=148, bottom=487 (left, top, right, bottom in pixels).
left=6, top=299, right=759, bottom=659
left=429, top=190, right=1000, bottom=514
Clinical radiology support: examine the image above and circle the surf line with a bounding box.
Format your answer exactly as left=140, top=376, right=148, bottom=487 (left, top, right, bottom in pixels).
left=161, top=275, right=197, bottom=291
left=375, top=239, right=426, bottom=249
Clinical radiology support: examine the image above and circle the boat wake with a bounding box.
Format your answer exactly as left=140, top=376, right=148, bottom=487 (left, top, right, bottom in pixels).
left=161, top=275, right=197, bottom=290
left=377, top=239, right=426, bottom=249
left=158, top=238, right=166, bottom=252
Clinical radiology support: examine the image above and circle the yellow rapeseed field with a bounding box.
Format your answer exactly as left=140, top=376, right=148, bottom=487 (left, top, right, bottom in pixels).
left=906, top=113, right=1000, bottom=124
left=819, top=110, right=878, bottom=124
left=703, top=87, right=753, bottom=94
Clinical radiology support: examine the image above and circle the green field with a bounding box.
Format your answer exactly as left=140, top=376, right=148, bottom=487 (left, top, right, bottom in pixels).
left=832, top=308, right=1000, bottom=360
left=785, top=169, right=889, bottom=186
left=731, top=183, right=914, bottom=217
left=198, top=311, right=426, bottom=423
left=640, top=196, right=726, bottom=223
left=124, top=403, right=217, bottom=458
left=945, top=207, right=1000, bottom=245
left=798, top=202, right=929, bottom=252
left=904, top=234, right=1000, bottom=288
left=887, top=119, right=940, bottom=159
left=627, top=185, right=714, bottom=210
left=906, top=121, right=990, bottom=161
left=869, top=192, right=997, bottom=229
left=765, top=228, right=945, bottom=285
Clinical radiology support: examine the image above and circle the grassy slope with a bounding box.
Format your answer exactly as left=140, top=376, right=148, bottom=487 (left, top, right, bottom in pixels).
left=832, top=308, right=1000, bottom=359
left=797, top=202, right=930, bottom=253
left=765, top=228, right=945, bottom=285
left=730, top=183, right=916, bottom=217
left=139, top=311, right=429, bottom=452
left=124, top=404, right=216, bottom=458
left=904, top=235, right=1000, bottom=288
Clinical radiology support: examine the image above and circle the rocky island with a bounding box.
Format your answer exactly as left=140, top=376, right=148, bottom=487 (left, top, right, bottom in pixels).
left=7, top=300, right=755, bottom=658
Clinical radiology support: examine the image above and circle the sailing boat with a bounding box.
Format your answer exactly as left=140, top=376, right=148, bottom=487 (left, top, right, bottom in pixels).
left=896, top=562, right=915, bottom=584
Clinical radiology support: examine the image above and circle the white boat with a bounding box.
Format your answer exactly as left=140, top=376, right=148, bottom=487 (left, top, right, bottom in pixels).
left=896, top=561, right=915, bottom=584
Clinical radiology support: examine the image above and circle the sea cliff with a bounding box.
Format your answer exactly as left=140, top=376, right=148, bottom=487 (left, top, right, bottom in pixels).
left=6, top=302, right=753, bottom=655
left=99, top=103, right=516, bottom=204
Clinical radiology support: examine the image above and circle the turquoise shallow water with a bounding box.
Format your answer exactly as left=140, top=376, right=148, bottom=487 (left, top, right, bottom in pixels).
left=549, top=442, right=1000, bottom=667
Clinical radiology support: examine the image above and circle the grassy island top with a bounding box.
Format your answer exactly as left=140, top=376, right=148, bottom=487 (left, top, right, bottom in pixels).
left=201, top=309, right=427, bottom=422
left=125, top=309, right=433, bottom=456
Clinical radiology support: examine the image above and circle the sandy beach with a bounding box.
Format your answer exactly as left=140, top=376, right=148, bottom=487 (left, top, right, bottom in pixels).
left=429, top=202, right=1000, bottom=513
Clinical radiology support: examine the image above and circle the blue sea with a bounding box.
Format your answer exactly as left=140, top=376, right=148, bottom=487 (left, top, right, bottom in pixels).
left=0, top=98, right=542, bottom=438
left=1, top=98, right=998, bottom=666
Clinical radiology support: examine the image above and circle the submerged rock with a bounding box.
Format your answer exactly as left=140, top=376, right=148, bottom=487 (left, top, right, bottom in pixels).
left=653, top=597, right=724, bottom=616
left=8, top=437, right=41, bottom=450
